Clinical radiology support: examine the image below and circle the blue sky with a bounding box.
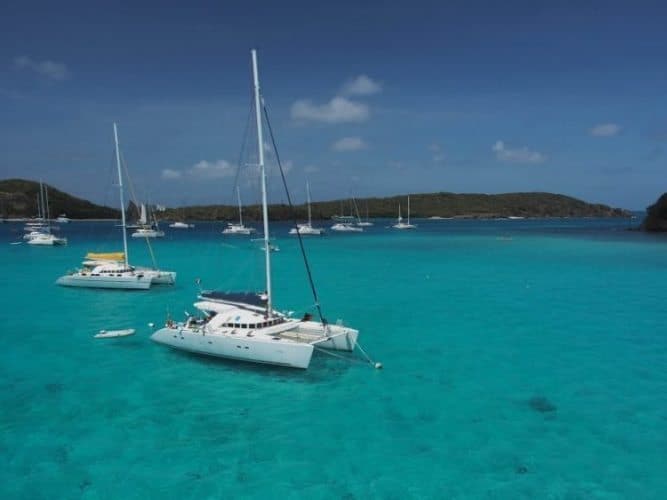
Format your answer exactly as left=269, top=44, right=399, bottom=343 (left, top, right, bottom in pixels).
left=1, top=0, right=666, bottom=209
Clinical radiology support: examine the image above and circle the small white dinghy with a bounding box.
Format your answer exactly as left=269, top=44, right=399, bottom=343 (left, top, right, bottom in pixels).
left=94, top=328, right=136, bottom=339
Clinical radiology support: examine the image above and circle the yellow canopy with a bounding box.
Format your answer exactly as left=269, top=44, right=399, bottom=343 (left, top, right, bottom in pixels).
left=85, top=252, right=125, bottom=261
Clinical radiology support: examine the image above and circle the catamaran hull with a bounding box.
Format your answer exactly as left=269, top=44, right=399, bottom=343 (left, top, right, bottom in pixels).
left=27, top=237, right=67, bottom=246
left=56, top=275, right=151, bottom=289
left=289, top=322, right=359, bottom=352
left=140, top=270, right=177, bottom=285
left=151, top=327, right=314, bottom=369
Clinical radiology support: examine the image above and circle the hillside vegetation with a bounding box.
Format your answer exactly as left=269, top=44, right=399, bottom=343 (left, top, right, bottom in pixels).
left=161, top=191, right=629, bottom=221
left=0, top=179, right=629, bottom=221
left=641, top=193, right=667, bottom=232
left=0, top=179, right=119, bottom=219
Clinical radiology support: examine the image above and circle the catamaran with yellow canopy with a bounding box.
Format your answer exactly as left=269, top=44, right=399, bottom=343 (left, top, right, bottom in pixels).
left=56, top=124, right=176, bottom=290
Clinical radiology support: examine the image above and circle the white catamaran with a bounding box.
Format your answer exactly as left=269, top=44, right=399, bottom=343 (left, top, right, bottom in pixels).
left=151, top=50, right=359, bottom=369
left=56, top=123, right=175, bottom=289
left=26, top=182, right=68, bottom=246
left=392, top=195, right=417, bottom=230
left=289, top=181, right=325, bottom=236
left=222, top=186, right=257, bottom=235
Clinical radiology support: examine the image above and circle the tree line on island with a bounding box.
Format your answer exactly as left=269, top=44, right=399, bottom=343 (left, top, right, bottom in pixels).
left=0, top=178, right=652, bottom=224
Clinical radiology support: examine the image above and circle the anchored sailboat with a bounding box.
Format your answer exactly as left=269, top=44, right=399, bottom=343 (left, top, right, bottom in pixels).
left=392, top=195, right=417, bottom=230
left=26, top=182, right=68, bottom=246
left=289, top=182, right=324, bottom=235
left=151, top=50, right=361, bottom=369
left=56, top=123, right=175, bottom=289
left=223, top=186, right=256, bottom=235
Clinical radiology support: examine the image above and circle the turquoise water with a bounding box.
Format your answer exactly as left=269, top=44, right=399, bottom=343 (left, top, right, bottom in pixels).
left=1, top=218, right=666, bottom=499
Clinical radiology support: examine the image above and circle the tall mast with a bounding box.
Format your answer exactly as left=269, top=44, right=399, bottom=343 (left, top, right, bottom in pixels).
left=407, top=195, right=410, bottom=225
left=306, top=181, right=312, bottom=226
left=44, top=184, right=51, bottom=233
left=113, top=122, right=129, bottom=267
left=237, top=186, right=243, bottom=226
left=39, top=180, right=45, bottom=220
left=252, top=49, right=272, bottom=315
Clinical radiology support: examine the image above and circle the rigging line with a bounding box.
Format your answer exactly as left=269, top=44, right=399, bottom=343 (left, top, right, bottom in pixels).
left=261, top=102, right=327, bottom=326
left=231, top=91, right=255, bottom=199
left=120, top=150, right=158, bottom=269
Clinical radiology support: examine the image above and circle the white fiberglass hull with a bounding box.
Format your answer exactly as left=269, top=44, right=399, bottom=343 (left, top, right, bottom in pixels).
left=151, top=326, right=314, bottom=369
left=139, top=269, right=177, bottom=285
left=331, top=223, right=363, bottom=232
left=289, top=225, right=325, bottom=235
left=393, top=223, right=416, bottom=230
left=27, top=235, right=67, bottom=245
left=56, top=274, right=151, bottom=289
left=222, top=228, right=255, bottom=235
left=131, top=230, right=165, bottom=238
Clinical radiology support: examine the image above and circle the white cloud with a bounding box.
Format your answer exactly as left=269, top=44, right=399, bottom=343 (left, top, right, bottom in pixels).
left=590, top=123, right=621, bottom=137
left=14, top=56, right=70, bottom=81
left=291, top=96, right=369, bottom=123
left=331, top=136, right=367, bottom=152
left=188, top=159, right=235, bottom=179
left=429, top=143, right=445, bottom=163
left=161, top=168, right=182, bottom=180
left=342, top=75, right=382, bottom=96
left=492, top=140, right=546, bottom=164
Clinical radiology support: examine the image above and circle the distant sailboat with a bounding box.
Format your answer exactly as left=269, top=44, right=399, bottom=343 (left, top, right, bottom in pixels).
left=357, top=202, right=373, bottom=227
left=26, top=182, right=68, bottom=246
left=289, top=181, right=325, bottom=235
left=223, top=186, right=256, bottom=235
left=392, top=195, right=417, bottom=230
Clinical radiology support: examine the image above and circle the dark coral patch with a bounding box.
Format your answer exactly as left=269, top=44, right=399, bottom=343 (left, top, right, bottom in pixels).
left=528, top=396, right=557, bottom=413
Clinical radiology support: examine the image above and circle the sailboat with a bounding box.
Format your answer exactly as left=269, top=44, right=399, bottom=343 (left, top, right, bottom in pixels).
left=56, top=123, right=176, bottom=289
left=357, top=202, right=373, bottom=227
left=289, top=182, right=325, bottom=235
left=151, top=50, right=359, bottom=369
left=222, top=186, right=256, bottom=235
left=132, top=204, right=165, bottom=238
left=331, top=199, right=363, bottom=232
left=392, top=195, right=417, bottom=230
left=26, top=182, right=68, bottom=246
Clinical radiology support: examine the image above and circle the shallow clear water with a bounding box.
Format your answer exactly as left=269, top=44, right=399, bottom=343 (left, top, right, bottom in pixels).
left=1, top=218, right=666, bottom=499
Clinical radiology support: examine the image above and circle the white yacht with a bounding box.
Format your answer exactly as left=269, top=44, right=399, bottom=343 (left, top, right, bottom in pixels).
left=131, top=224, right=165, bottom=238
left=169, top=221, right=194, bottom=228
left=57, top=123, right=175, bottom=289
left=131, top=205, right=165, bottom=238
left=331, top=222, right=363, bottom=232
left=56, top=214, right=70, bottom=223
left=289, top=182, right=325, bottom=236
left=223, top=187, right=256, bottom=235
left=151, top=50, right=359, bottom=369
left=393, top=195, right=417, bottom=230
left=357, top=204, right=374, bottom=227
left=25, top=183, right=67, bottom=245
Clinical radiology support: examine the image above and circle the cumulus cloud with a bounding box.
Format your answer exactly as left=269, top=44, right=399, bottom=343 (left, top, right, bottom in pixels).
left=331, top=136, right=367, bottom=152
left=161, top=168, right=182, bottom=180
left=590, top=123, right=621, bottom=137
left=492, top=140, right=546, bottom=164
left=188, top=159, right=235, bottom=179
left=162, top=159, right=236, bottom=181
left=14, top=56, right=70, bottom=80
left=291, top=96, right=369, bottom=124
left=341, top=75, right=382, bottom=96
left=429, top=143, right=445, bottom=163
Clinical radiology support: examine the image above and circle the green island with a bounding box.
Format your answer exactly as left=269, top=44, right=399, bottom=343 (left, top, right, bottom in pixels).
left=1, top=178, right=630, bottom=221
left=641, top=193, right=667, bottom=232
